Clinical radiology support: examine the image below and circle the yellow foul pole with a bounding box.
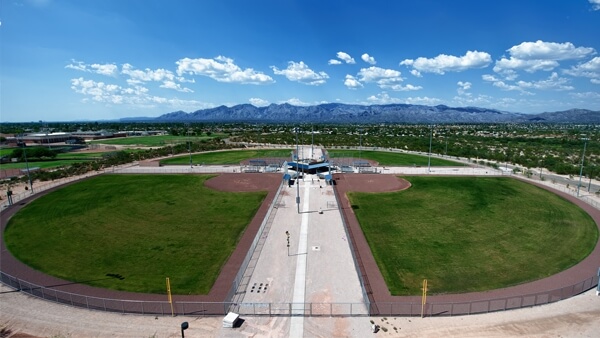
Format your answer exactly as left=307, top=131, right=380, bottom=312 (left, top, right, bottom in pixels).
left=421, top=279, right=428, bottom=318
left=166, top=277, right=174, bottom=317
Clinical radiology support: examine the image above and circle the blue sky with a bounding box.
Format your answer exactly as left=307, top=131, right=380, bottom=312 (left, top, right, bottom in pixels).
left=2, top=0, right=600, bottom=122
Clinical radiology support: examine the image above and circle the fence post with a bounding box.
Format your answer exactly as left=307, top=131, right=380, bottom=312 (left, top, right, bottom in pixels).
left=596, top=267, right=600, bottom=296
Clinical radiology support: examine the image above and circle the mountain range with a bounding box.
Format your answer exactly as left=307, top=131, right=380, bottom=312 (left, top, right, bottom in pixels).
left=125, top=103, right=600, bottom=124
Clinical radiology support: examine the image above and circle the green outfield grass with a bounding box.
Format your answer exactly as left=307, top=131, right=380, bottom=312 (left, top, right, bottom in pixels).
left=349, top=176, right=598, bottom=296
left=328, top=150, right=461, bottom=166
left=4, top=174, right=267, bottom=295
left=89, top=134, right=225, bottom=147
left=160, top=149, right=294, bottom=165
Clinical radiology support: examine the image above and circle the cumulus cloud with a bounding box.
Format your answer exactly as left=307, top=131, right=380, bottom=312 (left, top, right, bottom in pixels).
left=564, top=56, right=600, bottom=81
left=381, top=84, right=422, bottom=91
left=70, top=76, right=208, bottom=109
left=335, top=51, right=356, bottom=64
left=589, top=0, right=600, bottom=10
left=280, top=98, right=311, bottom=106
left=65, top=60, right=118, bottom=76
left=176, top=56, right=274, bottom=84
left=508, top=40, right=595, bottom=61
left=159, top=80, right=193, bottom=93
left=328, top=59, right=342, bottom=65
left=344, top=74, right=363, bottom=89
left=410, top=69, right=422, bottom=77
left=366, top=92, right=403, bottom=104
left=361, top=53, right=376, bottom=65
left=482, top=74, right=533, bottom=94
left=457, top=81, right=472, bottom=96
left=271, top=61, right=329, bottom=85
left=249, top=97, right=269, bottom=106
left=400, top=51, right=492, bottom=74
left=358, top=66, right=402, bottom=84
left=516, top=72, right=573, bottom=91
left=494, top=41, right=596, bottom=76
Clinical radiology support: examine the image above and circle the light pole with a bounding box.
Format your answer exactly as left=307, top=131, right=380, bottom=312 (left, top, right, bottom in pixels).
left=295, top=127, right=300, bottom=214
left=577, top=137, right=588, bottom=197
left=427, top=125, right=433, bottom=173
left=588, top=165, right=595, bottom=192
left=20, top=135, right=34, bottom=194
left=185, top=123, right=193, bottom=168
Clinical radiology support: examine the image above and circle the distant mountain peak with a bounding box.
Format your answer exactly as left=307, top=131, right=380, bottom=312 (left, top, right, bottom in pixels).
left=138, top=103, right=600, bottom=124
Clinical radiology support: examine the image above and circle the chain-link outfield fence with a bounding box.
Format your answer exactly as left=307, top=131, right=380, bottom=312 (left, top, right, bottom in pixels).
left=1, top=271, right=596, bottom=317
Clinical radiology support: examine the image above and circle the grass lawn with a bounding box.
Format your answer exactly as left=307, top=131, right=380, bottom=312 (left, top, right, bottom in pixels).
left=349, top=177, right=598, bottom=295
left=161, top=149, right=294, bottom=165
left=4, top=174, right=267, bottom=295
left=328, top=150, right=461, bottom=166
left=89, top=135, right=225, bottom=147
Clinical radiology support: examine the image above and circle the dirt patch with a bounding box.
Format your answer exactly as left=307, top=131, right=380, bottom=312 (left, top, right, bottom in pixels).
left=205, top=173, right=282, bottom=192
left=332, top=173, right=410, bottom=193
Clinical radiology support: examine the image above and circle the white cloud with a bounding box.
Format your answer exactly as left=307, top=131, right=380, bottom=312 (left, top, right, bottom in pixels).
left=410, top=69, right=422, bottom=77
left=482, top=74, right=531, bottom=93
left=361, top=53, right=376, bottom=65
left=453, top=94, right=492, bottom=106
left=403, top=96, right=443, bottom=105
left=70, top=77, right=209, bottom=109
left=280, top=98, right=311, bottom=106
left=494, top=58, right=559, bottom=74
left=494, top=41, right=596, bottom=77
left=122, top=63, right=175, bottom=82
left=249, top=98, right=269, bottom=106
left=159, top=80, right=193, bottom=93
left=382, top=84, right=422, bottom=91
left=508, top=40, right=595, bottom=61
left=176, top=56, right=274, bottom=84
left=516, top=72, right=573, bottom=91
left=485, top=72, right=572, bottom=92
left=328, top=59, right=342, bottom=65
left=400, top=51, right=492, bottom=74
left=344, top=74, right=363, bottom=89
left=335, top=51, right=356, bottom=64
left=91, top=63, right=118, bottom=76
left=65, top=60, right=118, bottom=76
left=366, top=92, right=403, bottom=104
left=564, top=56, right=600, bottom=80
left=570, top=91, right=600, bottom=99
left=590, top=0, right=600, bottom=10
left=592, top=79, right=600, bottom=84
left=457, top=81, right=472, bottom=96
left=271, top=61, right=329, bottom=85
left=457, top=81, right=471, bottom=90
left=358, top=66, right=402, bottom=83
left=366, top=92, right=440, bottom=105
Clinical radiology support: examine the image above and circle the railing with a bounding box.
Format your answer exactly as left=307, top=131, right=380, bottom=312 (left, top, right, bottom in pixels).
left=2, top=271, right=596, bottom=317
